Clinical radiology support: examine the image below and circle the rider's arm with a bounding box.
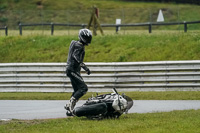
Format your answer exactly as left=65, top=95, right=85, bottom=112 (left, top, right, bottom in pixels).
left=80, top=63, right=90, bottom=75
left=72, top=46, right=83, bottom=64
left=73, top=45, right=90, bottom=75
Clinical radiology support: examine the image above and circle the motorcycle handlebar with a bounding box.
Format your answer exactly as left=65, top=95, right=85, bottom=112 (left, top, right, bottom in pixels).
left=112, top=88, right=118, bottom=94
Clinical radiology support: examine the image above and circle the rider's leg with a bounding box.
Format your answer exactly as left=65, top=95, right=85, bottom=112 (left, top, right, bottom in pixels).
left=65, top=71, right=88, bottom=112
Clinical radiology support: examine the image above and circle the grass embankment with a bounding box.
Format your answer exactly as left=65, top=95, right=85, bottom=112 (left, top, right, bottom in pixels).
left=0, top=109, right=200, bottom=133
left=1, top=0, right=200, bottom=30
left=0, top=32, right=200, bottom=63
left=0, top=0, right=192, bottom=10
left=0, top=91, right=200, bottom=100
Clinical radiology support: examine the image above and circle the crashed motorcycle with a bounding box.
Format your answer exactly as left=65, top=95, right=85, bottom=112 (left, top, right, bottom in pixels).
left=66, top=88, right=133, bottom=119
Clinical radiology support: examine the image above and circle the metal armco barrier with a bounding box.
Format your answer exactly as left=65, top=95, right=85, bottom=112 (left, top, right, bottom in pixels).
left=0, top=61, right=200, bottom=92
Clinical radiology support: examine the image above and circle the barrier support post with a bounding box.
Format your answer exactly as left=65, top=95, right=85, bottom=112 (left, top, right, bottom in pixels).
left=51, top=23, right=54, bottom=35
left=19, top=23, right=22, bottom=35
left=184, top=22, right=187, bottom=32
left=149, top=23, right=152, bottom=33
left=5, top=26, right=8, bottom=36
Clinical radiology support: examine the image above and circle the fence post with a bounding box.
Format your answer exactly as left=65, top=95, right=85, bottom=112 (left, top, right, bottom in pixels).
left=149, top=23, right=152, bottom=33
left=5, top=26, right=8, bottom=36
left=19, top=23, right=22, bottom=35
left=51, top=23, right=54, bottom=35
left=184, top=22, right=187, bottom=32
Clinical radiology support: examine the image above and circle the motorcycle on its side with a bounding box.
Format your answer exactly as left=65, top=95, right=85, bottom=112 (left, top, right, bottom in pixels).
left=66, top=88, right=133, bottom=119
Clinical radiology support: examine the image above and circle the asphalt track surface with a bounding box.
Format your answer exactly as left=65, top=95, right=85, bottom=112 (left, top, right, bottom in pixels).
left=1, top=100, right=200, bottom=120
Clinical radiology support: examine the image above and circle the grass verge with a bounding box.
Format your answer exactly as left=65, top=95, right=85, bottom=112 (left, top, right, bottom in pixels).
left=0, top=109, right=199, bottom=133
left=0, top=31, right=200, bottom=62
left=0, top=91, right=200, bottom=100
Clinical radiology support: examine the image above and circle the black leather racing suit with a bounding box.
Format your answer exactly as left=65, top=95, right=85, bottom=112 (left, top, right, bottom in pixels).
left=66, top=40, right=88, bottom=100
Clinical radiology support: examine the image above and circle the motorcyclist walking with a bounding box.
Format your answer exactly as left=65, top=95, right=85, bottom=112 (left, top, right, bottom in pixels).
left=64, top=29, right=92, bottom=114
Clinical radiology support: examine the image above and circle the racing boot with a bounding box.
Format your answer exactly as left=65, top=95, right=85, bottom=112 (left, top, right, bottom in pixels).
left=64, top=97, right=77, bottom=113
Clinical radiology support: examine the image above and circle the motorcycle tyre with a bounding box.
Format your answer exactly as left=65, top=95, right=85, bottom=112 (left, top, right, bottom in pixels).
left=74, top=102, right=107, bottom=117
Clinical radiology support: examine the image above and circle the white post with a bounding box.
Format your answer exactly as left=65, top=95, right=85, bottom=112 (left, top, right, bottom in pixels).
left=116, top=19, right=121, bottom=32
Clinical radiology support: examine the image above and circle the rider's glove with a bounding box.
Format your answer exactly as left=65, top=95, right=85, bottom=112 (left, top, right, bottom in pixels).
left=85, top=68, right=91, bottom=75
left=80, top=63, right=91, bottom=75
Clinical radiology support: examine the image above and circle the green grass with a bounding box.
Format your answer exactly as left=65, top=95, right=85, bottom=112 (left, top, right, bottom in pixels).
left=0, top=91, right=200, bottom=100
left=1, top=0, right=200, bottom=29
left=0, top=109, right=200, bottom=133
left=1, top=0, right=197, bottom=11
left=0, top=31, right=200, bottom=63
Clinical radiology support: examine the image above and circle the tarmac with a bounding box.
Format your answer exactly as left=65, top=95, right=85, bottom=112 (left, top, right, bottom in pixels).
left=1, top=100, right=200, bottom=120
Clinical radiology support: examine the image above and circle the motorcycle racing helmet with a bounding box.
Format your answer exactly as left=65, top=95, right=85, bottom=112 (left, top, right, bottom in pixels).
left=78, top=29, right=92, bottom=45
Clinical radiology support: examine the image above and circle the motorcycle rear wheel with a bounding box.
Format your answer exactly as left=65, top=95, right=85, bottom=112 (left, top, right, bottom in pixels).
left=74, top=102, right=107, bottom=117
